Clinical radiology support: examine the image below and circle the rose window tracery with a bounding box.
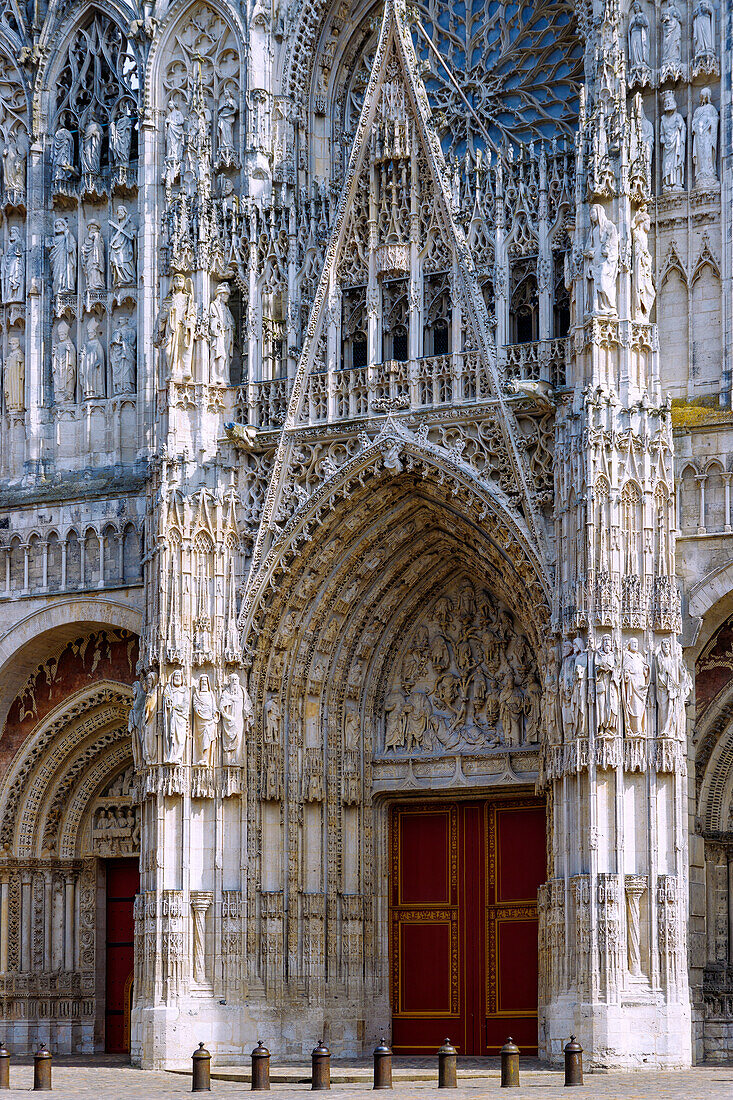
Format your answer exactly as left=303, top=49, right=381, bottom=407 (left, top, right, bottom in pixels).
left=410, top=0, right=583, bottom=157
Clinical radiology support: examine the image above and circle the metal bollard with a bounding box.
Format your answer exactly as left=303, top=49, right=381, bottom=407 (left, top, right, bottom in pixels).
left=311, top=1040, right=330, bottom=1091
left=33, top=1045, right=52, bottom=1092
left=437, top=1038, right=457, bottom=1088
left=564, top=1036, right=583, bottom=1087
left=373, top=1038, right=393, bottom=1090
left=251, top=1041, right=271, bottom=1091
left=0, top=1047, right=8, bottom=1090
left=500, top=1037, right=520, bottom=1088
left=192, top=1042, right=211, bottom=1093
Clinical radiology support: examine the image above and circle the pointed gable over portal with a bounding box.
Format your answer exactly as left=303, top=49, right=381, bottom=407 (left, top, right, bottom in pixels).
left=247, top=0, right=549, bottom=592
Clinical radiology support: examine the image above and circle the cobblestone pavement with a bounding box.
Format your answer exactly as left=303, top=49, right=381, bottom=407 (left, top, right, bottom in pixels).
left=0, top=1058, right=730, bottom=1098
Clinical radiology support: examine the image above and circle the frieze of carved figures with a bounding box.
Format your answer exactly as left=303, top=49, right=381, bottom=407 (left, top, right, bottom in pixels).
left=154, top=275, right=196, bottom=382
left=2, top=334, right=23, bottom=412
left=1, top=225, right=23, bottom=304
left=383, top=581, right=540, bottom=755
left=584, top=204, right=618, bottom=316
left=50, top=218, right=77, bottom=296
left=111, top=317, right=136, bottom=395
left=660, top=91, right=685, bottom=194
left=90, top=804, right=140, bottom=856
left=692, top=89, right=718, bottom=189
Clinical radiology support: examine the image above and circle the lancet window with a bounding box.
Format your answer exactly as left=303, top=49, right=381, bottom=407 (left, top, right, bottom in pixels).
left=510, top=259, right=539, bottom=344
left=423, top=274, right=451, bottom=357
left=341, top=287, right=368, bottom=371
left=51, top=12, right=140, bottom=181
left=382, top=279, right=409, bottom=363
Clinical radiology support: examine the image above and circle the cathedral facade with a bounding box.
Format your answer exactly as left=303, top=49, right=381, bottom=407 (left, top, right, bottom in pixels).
left=0, top=0, right=730, bottom=1072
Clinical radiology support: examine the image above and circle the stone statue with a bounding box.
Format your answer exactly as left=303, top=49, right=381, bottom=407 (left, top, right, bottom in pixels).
left=3, top=134, right=25, bottom=197
left=110, top=317, right=136, bottom=395
left=165, top=100, right=185, bottom=169
left=632, top=209, right=655, bottom=319
left=595, top=634, right=620, bottom=735
left=163, top=668, right=188, bottom=764
left=128, top=679, right=146, bottom=771
left=692, top=88, right=718, bottom=187
left=109, top=205, right=135, bottom=287
left=142, top=672, right=159, bottom=764
left=628, top=2, right=650, bottom=76
left=3, top=335, right=24, bottom=412
left=216, top=86, right=237, bottom=166
left=209, top=282, right=234, bottom=384
left=51, top=128, right=76, bottom=187
left=52, top=320, right=77, bottom=403
left=660, top=90, right=685, bottom=193
left=631, top=93, right=654, bottom=173
left=622, top=638, right=650, bottom=737
left=263, top=696, right=282, bottom=799
left=1, top=225, right=24, bottom=303
left=655, top=639, right=692, bottom=740
left=81, top=117, right=103, bottom=176
left=693, top=0, right=715, bottom=61
left=192, top=675, right=220, bottom=767
left=50, top=218, right=77, bottom=295
left=79, top=318, right=105, bottom=399
left=220, top=672, right=254, bottom=765
left=660, top=2, right=682, bottom=74
left=110, top=101, right=134, bottom=167
left=560, top=640, right=576, bottom=740
left=523, top=671, right=542, bottom=744
left=154, top=274, right=196, bottom=382
left=584, top=204, right=619, bottom=315
left=499, top=671, right=523, bottom=746
left=81, top=221, right=105, bottom=290
left=570, top=637, right=587, bottom=740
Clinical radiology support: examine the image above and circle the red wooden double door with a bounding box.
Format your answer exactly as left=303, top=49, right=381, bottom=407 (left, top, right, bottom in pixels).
left=105, top=859, right=139, bottom=1053
left=389, top=797, right=545, bottom=1055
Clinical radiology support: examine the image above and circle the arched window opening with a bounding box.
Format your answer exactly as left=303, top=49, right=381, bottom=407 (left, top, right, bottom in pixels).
left=510, top=260, right=538, bottom=344
left=423, top=274, right=451, bottom=357
left=341, top=286, right=368, bottom=370
left=553, top=250, right=570, bottom=338
left=382, top=279, right=409, bottom=363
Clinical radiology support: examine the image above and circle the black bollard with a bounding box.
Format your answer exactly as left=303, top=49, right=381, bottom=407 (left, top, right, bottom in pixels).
left=500, top=1037, right=520, bottom=1088
left=373, top=1038, right=392, bottom=1090
left=0, top=1047, right=8, bottom=1090
left=311, top=1041, right=330, bottom=1091
left=251, top=1041, right=271, bottom=1091
left=564, top=1036, right=583, bottom=1086
left=192, top=1042, right=211, bottom=1093
left=437, top=1038, right=457, bottom=1088
left=33, top=1045, right=52, bottom=1092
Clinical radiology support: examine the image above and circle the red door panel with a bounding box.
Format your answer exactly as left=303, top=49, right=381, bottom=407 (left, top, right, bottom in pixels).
left=105, top=858, right=139, bottom=1054
left=390, top=797, right=545, bottom=1057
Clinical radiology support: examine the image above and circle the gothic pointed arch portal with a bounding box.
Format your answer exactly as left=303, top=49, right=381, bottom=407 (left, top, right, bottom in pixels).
left=0, top=627, right=139, bottom=1054
left=242, top=464, right=548, bottom=1051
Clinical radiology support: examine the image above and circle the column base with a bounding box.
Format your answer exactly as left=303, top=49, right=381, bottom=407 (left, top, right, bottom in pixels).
left=539, top=994, right=692, bottom=1068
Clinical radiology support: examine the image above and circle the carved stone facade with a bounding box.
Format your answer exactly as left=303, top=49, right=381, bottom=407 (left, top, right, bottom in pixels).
left=0, top=0, right=730, bottom=1074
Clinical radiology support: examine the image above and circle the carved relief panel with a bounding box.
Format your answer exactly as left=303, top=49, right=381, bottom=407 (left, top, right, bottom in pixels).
left=382, top=577, right=540, bottom=755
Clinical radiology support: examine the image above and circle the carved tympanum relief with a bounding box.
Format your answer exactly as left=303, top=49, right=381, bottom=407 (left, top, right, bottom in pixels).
left=383, top=578, right=539, bottom=754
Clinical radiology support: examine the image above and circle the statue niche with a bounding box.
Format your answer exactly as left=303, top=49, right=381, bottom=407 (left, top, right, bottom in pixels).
left=382, top=579, right=540, bottom=755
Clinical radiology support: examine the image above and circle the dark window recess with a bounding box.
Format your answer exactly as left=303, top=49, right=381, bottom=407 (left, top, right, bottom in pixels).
left=434, top=323, right=449, bottom=356
left=393, top=331, right=408, bottom=362
left=353, top=337, right=368, bottom=369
